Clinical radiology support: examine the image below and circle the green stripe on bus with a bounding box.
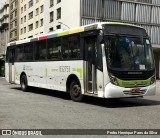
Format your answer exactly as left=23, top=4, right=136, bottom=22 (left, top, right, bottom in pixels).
left=117, top=77, right=151, bottom=88
left=58, top=31, right=69, bottom=37
left=76, top=68, right=82, bottom=79
left=46, top=68, right=48, bottom=77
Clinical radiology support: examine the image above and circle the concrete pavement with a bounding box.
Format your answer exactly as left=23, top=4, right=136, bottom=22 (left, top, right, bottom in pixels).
left=0, top=77, right=160, bottom=138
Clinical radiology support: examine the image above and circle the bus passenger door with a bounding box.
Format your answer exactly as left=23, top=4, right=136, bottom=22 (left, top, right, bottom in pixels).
left=9, top=48, right=16, bottom=83
left=84, top=36, right=103, bottom=95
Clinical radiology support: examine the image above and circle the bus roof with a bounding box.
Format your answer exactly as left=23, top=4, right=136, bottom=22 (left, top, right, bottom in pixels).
left=7, top=22, right=143, bottom=46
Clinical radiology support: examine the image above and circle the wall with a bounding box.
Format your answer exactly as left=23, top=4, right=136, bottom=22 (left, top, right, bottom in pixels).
left=81, top=0, right=160, bottom=45
left=0, top=0, right=9, bottom=57
left=19, top=0, right=45, bottom=39
left=44, top=0, right=81, bottom=32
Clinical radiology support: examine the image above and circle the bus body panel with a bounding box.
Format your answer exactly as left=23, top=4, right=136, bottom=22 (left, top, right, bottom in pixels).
left=96, top=69, right=104, bottom=98
left=46, top=60, right=84, bottom=92
left=104, top=82, right=156, bottom=98
left=5, top=63, right=15, bottom=83
left=14, top=61, right=84, bottom=93
left=5, top=63, right=9, bottom=82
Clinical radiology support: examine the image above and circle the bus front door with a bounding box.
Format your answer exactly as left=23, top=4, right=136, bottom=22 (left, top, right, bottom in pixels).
left=9, top=48, right=15, bottom=83
left=85, top=36, right=97, bottom=94
left=85, top=36, right=103, bottom=95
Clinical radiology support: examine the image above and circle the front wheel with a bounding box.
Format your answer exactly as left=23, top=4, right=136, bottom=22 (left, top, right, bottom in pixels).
left=20, top=75, right=28, bottom=92
left=70, top=80, right=83, bottom=102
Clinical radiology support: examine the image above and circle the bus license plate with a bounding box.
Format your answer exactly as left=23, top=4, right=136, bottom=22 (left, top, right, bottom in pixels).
left=131, top=88, right=140, bottom=93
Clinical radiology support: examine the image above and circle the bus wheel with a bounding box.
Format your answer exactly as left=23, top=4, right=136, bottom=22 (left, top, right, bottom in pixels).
left=21, top=75, right=28, bottom=92
left=70, top=80, right=83, bottom=102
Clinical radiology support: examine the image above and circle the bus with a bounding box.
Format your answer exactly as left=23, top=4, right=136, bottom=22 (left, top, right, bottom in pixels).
left=5, top=22, right=156, bottom=102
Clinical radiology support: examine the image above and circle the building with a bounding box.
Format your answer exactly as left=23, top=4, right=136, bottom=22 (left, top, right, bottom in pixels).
left=0, top=0, right=9, bottom=59
left=44, top=0, right=81, bottom=32
left=19, top=0, right=45, bottom=40
left=0, top=0, right=9, bottom=76
left=9, top=0, right=19, bottom=42
left=19, top=0, right=80, bottom=39
left=18, top=0, right=160, bottom=78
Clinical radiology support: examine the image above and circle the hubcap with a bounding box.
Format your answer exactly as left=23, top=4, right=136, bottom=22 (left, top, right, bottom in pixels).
left=72, top=84, right=81, bottom=97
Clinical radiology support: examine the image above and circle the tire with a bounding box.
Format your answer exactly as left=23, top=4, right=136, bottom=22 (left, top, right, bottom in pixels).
left=69, top=79, right=83, bottom=102
left=20, top=75, right=28, bottom=92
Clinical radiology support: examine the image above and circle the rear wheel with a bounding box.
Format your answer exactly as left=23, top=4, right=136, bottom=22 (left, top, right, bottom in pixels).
left=70, top=79, right=83, bottom=102
left=20, top=75, right=28, bottom=92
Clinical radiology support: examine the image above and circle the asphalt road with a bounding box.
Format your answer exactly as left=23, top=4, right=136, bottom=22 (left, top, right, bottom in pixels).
left=0, top=77, right=160, bottom=137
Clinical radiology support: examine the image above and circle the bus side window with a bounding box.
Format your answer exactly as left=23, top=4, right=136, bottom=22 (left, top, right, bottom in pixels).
left=62, top=36, right=69, bottom=59
left=34, top=40, right=47, bottom=61
left=57, top=38, right=62, bottom=60
left=24, top=43, right=34, bottom=61
left=96, top=38, right=103, bottom=71
left=16, top=45, right=23, bottom=62
left=85, top=35, right=103, bottom=71
left=47, top=38, right=61, bottom=60
left=68, top=34, right=80, bottom=59
left=85, top=36, right=97, bottom=64
left=9, top=49, right=14, bottom=63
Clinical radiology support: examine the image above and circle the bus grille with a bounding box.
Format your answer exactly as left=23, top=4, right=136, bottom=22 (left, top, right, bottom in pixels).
left=123, top=89, right=147, bottom=95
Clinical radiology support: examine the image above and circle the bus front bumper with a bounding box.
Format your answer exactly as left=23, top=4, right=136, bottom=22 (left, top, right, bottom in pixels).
left=104, top=82, right=156, bottom=98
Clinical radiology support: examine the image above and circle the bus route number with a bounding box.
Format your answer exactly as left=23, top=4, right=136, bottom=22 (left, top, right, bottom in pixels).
left=59, top=66, right=70, bottom=72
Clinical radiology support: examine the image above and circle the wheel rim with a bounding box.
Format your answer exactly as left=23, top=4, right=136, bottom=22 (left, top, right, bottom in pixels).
left=72, top=84, right=81, bottom=97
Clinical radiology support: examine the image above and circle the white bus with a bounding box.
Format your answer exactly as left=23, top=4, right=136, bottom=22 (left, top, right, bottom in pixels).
left=5, top=22, right=156, bottom=102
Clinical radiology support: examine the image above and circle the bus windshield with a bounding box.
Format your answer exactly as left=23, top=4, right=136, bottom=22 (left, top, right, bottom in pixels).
left=104, top=35, right=154, bottom=71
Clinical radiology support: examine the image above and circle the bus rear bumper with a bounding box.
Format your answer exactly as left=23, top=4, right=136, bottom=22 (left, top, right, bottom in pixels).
left=104, top=82, right=156, bottom=98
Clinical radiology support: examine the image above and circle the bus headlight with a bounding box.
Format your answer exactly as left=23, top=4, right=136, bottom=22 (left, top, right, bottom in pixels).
left=109, top=73, right=118, bottom=86
left=150, top=75, right=156, bottom=84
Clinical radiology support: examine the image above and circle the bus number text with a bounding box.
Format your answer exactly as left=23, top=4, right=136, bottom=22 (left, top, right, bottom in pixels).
left=59, top=66, right=70, bottom=72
